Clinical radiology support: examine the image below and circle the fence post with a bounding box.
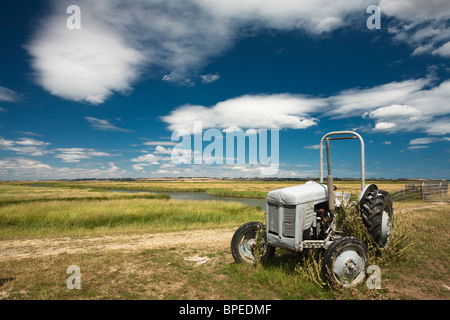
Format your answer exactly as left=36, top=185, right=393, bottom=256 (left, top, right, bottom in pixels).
left=422, top=182, right=425, bottom=201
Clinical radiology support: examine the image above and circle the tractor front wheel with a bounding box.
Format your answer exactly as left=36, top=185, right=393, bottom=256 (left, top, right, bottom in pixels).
left=231, top=221, right=275, bottom=264
left=322, top=236, right=368, bottom=288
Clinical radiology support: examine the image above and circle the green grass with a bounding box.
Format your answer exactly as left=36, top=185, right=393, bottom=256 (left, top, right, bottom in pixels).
left=6, top=179, right=415, bottom=200
left=0, top=183, right=169, bottom=205
left=205, top=188, right=267, bottom=199
left=0, top=198, right=264, bottom=239
left=0, top=193, right=170, bottom=207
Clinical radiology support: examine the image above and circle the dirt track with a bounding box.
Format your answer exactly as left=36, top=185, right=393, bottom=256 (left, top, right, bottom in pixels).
left=0, top=228, right=236, bottom=262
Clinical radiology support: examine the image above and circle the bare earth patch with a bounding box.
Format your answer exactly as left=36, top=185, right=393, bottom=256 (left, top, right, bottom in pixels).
left=0, top=228, right=236, bottom=262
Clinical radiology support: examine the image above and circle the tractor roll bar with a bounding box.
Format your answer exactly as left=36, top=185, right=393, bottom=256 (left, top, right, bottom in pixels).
left=319, top=131, right=365, bottom=191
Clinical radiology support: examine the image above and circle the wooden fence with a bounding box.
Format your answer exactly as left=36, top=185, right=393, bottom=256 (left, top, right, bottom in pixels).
left=390, top=182, right=449, bottom=202
left=390, top=183, right=422, bottom=201
left=422, top=181, right=449, bottom=202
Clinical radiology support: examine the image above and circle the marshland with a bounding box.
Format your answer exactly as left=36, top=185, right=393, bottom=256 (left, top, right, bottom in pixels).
left=0, top=179, right=448, bottom=300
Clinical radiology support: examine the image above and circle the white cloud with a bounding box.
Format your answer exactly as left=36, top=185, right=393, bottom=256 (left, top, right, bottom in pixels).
left=407, top=145, right=430, bottom=150
left=331, top=79, right=450, bottom=135
left=130, top=153, right=162, bottom=164
left=368, top=105, right=422, bottom=120
left=412, top=44, right=435, bottom=56
left=14, top=138, right=48, bottom=146
left=380, top=0, right=450, bottom=21
left=142, top=141, right=177, bottom=146
left=154, top=146, right=172, bottom=155
left=200, top=73, right=220, bottom=84
left=132, top=163, right=147, bottom=171
left=424, top=118, right=450, bottom=135
left=381, top=0, right=450, bottom=57
left=366, top=104, right=424, bottom=132
left=304, top=145, right=320, bottom=150
left=0, top=158, right=51, bottom=174
left=162, top=77, right=450, bottom=136
left=25, top=1, right=146, bottom=104
left=0, top=137, right=50, bottom=156
left=0, top=158, right=126, bottom=180
left=433, top=41, right=450, bottom=57
left=85, top=117, right=133, bottom=133
left=409, top=137, right=439, bottom=145
left=374, top=122, right=396, bottom=130
left=25, top=0, right=235, bottom=102
left=194, top=0, right=370, bottom=33
left=328, top=78, right=430, bottom=118
left=55, top=148, right=112, bottom=163
left=161, top=93, right=325, bottom=132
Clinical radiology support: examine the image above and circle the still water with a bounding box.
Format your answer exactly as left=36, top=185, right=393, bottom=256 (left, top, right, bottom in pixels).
left=28, top=184, right=267, bottom=208
left=112, top=190, right=267, bottom=209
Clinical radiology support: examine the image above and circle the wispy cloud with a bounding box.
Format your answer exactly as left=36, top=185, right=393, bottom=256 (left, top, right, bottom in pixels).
left=0, top=86, right=20, bottom=102
left=0, top=137, right=50, bottom=156
left=55, top=148, right=112, bottom=163
left=409, top=137, right=440, bottom=145
left=142, top=141, right=177, bottom=146
left=15, top=131, right=43, bottom=137
left=304, top=145, right=320, bottom=150
left=382, top=0, right=450, bottom=58
left=200, top=73, right=220, bottom=84
left=85, top=117, right=133, bottom=133
left=407, top=145, right=430, bottom=150
left=0, top=157, right=125, bottom=180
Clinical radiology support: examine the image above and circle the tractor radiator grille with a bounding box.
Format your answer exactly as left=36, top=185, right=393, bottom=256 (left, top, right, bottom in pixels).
left=267, top=202, right=279, bottom=234
left=267, top=203, right=296, bottom=238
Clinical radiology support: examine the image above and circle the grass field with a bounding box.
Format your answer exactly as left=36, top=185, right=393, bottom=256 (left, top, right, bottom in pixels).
left=0, top=179, right=449, bottom=300
left=7, top=178, right=410, bottom=196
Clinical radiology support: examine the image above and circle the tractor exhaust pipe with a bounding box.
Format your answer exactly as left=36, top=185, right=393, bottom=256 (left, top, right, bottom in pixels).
left=326, top=139, right=335, bottom=215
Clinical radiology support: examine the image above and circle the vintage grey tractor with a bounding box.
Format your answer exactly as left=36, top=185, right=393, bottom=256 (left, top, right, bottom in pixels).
left=231, top=131, right=393, bottom=288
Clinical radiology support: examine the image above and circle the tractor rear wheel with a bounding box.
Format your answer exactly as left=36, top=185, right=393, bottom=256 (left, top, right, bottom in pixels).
left=231, top=221, right=275, bottom=264
left=360, top=189, right=393, bottom=248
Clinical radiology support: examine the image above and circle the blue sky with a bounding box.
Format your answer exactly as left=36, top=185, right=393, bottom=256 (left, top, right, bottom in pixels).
left=0, top=0, right=449, bottom=180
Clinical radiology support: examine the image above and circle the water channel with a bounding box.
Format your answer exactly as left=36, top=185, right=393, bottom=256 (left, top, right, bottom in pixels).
left=112, top=190, right=267, bottom=208
left=28, top=184, right=267, bottom=208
